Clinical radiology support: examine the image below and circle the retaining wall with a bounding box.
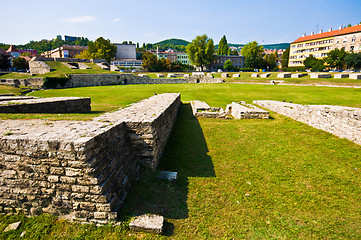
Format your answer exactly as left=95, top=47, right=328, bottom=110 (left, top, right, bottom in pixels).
left=254, top=100, right=361, bottom=145
left=0, top=97, right=91, bottom=113
left=0, top=93, right=181, bottom=223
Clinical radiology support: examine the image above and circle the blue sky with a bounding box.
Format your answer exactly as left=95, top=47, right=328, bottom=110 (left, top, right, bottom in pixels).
left=2, top=0, right=361, bottom=45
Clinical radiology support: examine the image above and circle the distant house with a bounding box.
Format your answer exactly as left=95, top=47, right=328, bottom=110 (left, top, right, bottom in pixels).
left=6, top=45, right=37, bottom=58
left=41, top=45, right=88, bottom=58
left=112, top=43, right=142, bottom=69
left=210, top=55, right=245, bottom=71
left=157, top=49, right=191, bottom=65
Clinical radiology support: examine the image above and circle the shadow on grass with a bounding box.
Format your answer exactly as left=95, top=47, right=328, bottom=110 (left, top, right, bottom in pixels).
left=120, top=103, right=215, bottom=231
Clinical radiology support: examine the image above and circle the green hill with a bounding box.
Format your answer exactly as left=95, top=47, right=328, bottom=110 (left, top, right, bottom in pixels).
left=154, top=38, right=190, bottom=46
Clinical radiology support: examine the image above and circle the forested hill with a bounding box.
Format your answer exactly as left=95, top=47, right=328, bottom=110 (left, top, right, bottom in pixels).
left=154, top=38, right=190, bottom=46
left=154, top=38, right=290, bottom=50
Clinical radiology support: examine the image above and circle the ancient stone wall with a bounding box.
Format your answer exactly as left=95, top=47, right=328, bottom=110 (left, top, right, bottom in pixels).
left=254, top=100, right=361, bottom=145
left=0, top=97, right=91, bottom=113
left=0, top=93, right=181, bottom=223
left=29, top=61, right=51, bottom=75
left=0, top=78, right=44, bottom=88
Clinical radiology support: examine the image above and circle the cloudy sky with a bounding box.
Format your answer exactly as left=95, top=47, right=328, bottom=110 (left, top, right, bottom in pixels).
left=2, top=0, right=360, bottom=45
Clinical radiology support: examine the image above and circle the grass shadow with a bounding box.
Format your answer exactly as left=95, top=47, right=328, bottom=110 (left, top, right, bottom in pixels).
left=121, top=103, right=215, bottom=221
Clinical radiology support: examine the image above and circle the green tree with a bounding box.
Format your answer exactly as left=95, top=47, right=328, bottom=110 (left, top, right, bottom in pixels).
left=223, top=59, right=233, bottom=71
left=186, top=34, right=215, bottom=71
left=87, top=37, right=117, bottom=63
left=241, top=41, right=264, bottom=69
left=325, top=48, right=347, bottom=70
left=264, top=52, right=277, bottom=70
left=12, top=57, right=28, bottom=70
left=218, top=35, right=229, bottom=55
left=0, top=54, right=11, bottom=70
left=345, top=52, right=361, bottom=70
left=304, top=55, right=325, bottom=71
left=141, top=52, right=158, bottom=71
left=281, top=47, right=290, bottom=68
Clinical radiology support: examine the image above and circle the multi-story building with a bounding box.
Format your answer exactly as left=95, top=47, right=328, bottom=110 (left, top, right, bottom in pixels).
left=112, top=43, right=142, bottom=69
left=289, top=24, right=361, bottom=67
left=209, top=55, right=244, bottom=71
left=157, top=49, right=191, bottom=65
left=41, top=45, right=88, bottom=58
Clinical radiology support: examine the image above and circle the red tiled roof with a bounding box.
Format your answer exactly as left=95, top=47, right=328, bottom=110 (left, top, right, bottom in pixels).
left=292, top=24, right=361, bottom=44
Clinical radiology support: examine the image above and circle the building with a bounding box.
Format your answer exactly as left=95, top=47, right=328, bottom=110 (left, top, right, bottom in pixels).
left=112, top=43, right=142, bottom=69
left=6, top=45, right=37, bottom=59
left=210, top=55, right=245, bottom=71
left=264, top=49, right=286, bottom=69
left=289, top=24, right=361, bottom=67
left=41, top=45, right=88, bottom=58
left=157, top=49, right=191, bottom=65
left=64, top=35, right=77, bottom=42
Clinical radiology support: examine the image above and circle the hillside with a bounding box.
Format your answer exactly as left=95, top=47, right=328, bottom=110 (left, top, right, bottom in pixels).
left=154, top=38, right=190, bottom=46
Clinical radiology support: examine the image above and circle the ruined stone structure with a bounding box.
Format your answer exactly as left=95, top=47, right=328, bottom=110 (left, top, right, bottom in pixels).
left=254, top=100, right=361, bottom=145
left=0, top=97, right=91, bottom=113
left=190, top=100, right=269, bottom=119
left=28, top=60, right=51, bottom=75
left=0, top=93, right=180, bottom=224
left=0, top=78, right=43, bottom=88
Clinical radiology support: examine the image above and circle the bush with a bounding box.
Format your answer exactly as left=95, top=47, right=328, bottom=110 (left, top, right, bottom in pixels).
left=43, top=77, right=70, bottom=89
left=282, top=67, right=306, bottom=72
left=239, top=68, right=254, bottom=72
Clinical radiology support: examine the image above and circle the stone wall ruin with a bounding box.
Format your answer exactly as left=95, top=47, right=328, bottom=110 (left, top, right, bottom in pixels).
left=254, top=100, right=361, bottom=145
left=0, top=93, right=181, bottom=224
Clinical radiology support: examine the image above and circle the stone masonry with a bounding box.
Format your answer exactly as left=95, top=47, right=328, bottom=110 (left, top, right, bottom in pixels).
left=0, top=93, right=181, bottom=224
left=0, top=97, right=91, bottom=113
left=226, top=102, right=269, bottom=119
left=254, top=100, right=361, bottom=145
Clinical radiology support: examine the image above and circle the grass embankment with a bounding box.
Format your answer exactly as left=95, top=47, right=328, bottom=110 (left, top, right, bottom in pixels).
left=0, top=84, right=361, bottom=239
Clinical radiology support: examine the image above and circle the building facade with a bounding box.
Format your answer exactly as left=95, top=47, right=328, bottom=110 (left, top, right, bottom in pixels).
left=41, top=45, right=88, bottom=58
left=289, top=24, right=361, bottom=67
left=209, top=55, right=244, bottom=71
left=111, top=43, right=142, bottom=69
left=157, top=50, right=191, bottom=65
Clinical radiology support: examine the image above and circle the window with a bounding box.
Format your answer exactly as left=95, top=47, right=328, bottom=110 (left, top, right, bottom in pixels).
left=343, top=37, right=347, bottom=43
left=350, top=46, right=354, bottom=51
left=352, top=36, right=356, bottom=42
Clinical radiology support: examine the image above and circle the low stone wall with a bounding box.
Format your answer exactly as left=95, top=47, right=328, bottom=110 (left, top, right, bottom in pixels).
left=227, top=102, right=269, bottom=119
left=95, top=93, right=181, bottom=169
left=29, top=61, right=51, bottom=75
left=0, top=93, right=181, bottom=223
left=0, top=97, right=91, bottom=113
left=254, top=100, right=361, bottom=145
left=0, top=78, right=43, bottom=88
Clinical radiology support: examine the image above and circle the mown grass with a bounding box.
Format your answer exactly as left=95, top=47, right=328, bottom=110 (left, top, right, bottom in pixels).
left=0, top=84, right=361, bottom=239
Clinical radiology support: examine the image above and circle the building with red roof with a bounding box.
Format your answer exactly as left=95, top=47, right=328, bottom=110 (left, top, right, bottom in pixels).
left=289, top=24, right=361, bottom=67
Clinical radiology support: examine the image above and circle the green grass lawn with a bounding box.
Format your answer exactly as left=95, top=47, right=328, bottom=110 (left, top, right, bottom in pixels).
left=0, top=84, right=361, bottom=239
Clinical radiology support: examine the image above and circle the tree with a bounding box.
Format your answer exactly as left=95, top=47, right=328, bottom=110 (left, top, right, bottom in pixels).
left=241, top=41, right=264, bottom=68
left=304, top=55, right=325, bottom=71
left=12, top=57, right=28, bottom=70
left=0, top=54, right=11, bottom=70
left=87, top=37, right=117, bottom=63
left=141, top=52, right=158, bottom=71
left=223, top=59, right=233, bottom=71
left=345, top=52, right=361, bottom=70
left=264, top=52, right=277, bottom=70
left=325, top=48, right=347, bottom=70
left=281, top=47, right=290, bottom=69
left=186, top=34, right=215, bottom=71
left=218, top=35, right=229, bottom=55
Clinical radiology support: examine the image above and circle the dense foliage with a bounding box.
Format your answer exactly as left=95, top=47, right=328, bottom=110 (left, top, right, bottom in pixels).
left=325, top=48, right=347, bottom=70
left=218, top=35, right=230, bottom=55
left=241, top=41, right=264, bottom=69
left=0, top=54, right=11, bottom=70
left=345, top=52, right=361, bottom=70
left=43, top=76, right=70, bottom=89
left=79, top=37, right=117, bottom=63
left=12, top=57, right=28, bottom=70
left=186, top=35, right=215, bottom=71
left=281, top=47, right=290, bottom=69
left=17, top=35, right=90, bottom=54
left=304, top=55, right=325, bottom=71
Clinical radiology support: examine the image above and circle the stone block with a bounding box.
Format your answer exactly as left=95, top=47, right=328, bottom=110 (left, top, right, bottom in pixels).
left=334, top=73, right=349, bottom=79
left=260, top=73, right=271, bottom=78
left=350, top=73, right=361, bottom=79
left=4, top=221, right=21, bottom=232
left=251, top=73, right=259, bottom=77
left=291, top=73, right=307, bottom=78
left=277, top=72, right=291, bottom=78
left=310, top=73, right=331, bottom=78
left=129, top=214, right=164, bottom=234
left=156, top=73, right=164, bottom=78
left=221, top=73, right=229, bottom=78
left=233, top=73, right=240, bottom=78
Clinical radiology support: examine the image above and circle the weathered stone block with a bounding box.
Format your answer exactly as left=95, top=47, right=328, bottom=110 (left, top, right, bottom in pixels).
left=129, top=214, right=164, bottom=234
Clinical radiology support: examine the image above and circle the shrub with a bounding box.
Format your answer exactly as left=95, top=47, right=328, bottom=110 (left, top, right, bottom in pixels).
left=43, top=77, right=70, bottom=89
left=239, top=68, right=254, bottom=72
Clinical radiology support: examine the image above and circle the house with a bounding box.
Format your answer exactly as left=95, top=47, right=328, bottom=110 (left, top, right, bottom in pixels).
left=157, top=49, right=191, bottom=65
left=41, top=45, right=88, bottom=58
left=209, top=55, right=245, bottom=71
left=6, top=45, right=37, bottom=58
left=289, top=24, right=361, bottom=67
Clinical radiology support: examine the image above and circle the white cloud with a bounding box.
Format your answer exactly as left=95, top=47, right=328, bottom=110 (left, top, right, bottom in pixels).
left=113, top=18, right=121, bottom=22
left=62, top=16, right=95, bottom=23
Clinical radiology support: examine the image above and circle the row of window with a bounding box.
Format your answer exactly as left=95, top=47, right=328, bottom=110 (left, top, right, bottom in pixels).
left=291, top=46, right=332, bottom=54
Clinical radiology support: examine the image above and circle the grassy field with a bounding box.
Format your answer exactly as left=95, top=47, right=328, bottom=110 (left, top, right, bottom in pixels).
left=0, top=84, right=361, bottom=239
